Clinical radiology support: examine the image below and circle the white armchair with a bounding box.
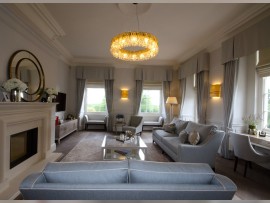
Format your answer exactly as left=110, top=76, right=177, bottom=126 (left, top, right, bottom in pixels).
left=231, top=133, right=270, bottom=177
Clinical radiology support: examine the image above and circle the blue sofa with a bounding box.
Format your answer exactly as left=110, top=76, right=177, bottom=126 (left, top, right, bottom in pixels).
left=20, top=160, right=237, bottom=200
left=152, top=118, right=225, bottom=168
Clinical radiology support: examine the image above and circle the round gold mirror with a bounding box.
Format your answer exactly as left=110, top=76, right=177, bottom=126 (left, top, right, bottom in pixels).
left=8, top=50, right=45, bottom=102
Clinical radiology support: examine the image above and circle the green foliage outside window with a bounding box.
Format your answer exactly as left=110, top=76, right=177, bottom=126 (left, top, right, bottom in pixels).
left=87, top=97, right=106, bottom=112
left=140, top=90, right=160, bottom=113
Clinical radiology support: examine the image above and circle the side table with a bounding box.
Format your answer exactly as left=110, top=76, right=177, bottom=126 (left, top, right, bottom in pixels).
left=114, top=122, right=126, bottom=135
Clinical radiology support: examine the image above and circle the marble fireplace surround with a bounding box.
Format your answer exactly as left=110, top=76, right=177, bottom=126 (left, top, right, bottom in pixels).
left=0, top=102, right=62, bottom=199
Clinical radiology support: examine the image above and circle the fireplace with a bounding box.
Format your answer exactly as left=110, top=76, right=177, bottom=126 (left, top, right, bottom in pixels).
left=10, top=128, right=38, bottom=169
left=0, top=102, right=61, bottom=199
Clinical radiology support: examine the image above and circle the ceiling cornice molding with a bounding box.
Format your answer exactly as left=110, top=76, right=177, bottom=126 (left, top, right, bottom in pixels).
left=176, top=4, right=270, bottom=64
left=1, top=4, right=73, bottom=65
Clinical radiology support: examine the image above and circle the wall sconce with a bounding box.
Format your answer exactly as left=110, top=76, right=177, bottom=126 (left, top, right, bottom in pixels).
left=121, top=89, right=128, bottom=99
left=210, top=84, right=221, bottom=98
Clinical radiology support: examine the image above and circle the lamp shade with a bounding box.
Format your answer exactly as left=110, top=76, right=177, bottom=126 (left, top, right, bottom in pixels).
left=121, top=89, right=128, bottom=99
left=210, top=84, right=221, bottom=97
left=166, top=97, right=178, bottom=104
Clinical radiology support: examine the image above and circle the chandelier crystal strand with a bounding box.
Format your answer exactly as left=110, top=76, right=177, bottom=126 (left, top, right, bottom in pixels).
left=110, top=32, right=159, bottom=61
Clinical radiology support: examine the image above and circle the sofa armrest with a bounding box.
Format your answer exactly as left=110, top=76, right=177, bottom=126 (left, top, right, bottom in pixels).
left=158, top=116, right=164, bottom=126
left=84, top=115, right=89, bottom=122
left=20, top=173, right=46, bottom=189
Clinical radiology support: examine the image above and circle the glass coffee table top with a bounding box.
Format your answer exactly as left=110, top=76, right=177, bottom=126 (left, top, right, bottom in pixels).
left=101, top=135, right=147, bottom=161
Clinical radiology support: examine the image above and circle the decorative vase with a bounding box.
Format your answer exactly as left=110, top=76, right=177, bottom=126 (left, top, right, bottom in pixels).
left=10, top=89, right=21, bottom=102
left=248, top=125, right=257, bottom=135
left=47, top=95, right=52, bottom=103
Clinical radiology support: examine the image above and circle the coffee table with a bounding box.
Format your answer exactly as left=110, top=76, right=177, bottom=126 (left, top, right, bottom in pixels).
left=101, top=135, right=147, bottom=161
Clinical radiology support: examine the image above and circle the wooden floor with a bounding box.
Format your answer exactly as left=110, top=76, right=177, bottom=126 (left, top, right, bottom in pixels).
left=55, top=130, right=270, bottom=200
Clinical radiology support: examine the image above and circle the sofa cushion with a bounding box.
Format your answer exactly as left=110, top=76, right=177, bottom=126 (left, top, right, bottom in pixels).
left=170, top=118, right=189, bottom=134
left=179, top=130, right=188, bottom=143
left=188, top=131, right=200, bottom=145
left=153, top=129, right=177, bottom=141
left=43, top=161, right=129, bottom=184
left=164, top=123, right=176, bottom=133
left=161, top=136, right=180, bottom=154
left=184, top=121, right=217, bottom=142
left=129, top=160, right=215, bottom=184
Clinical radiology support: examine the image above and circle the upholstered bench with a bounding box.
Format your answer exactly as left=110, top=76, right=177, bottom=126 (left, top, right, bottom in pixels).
left=143, top=116, right=164, bottom=130
left=20, top=160, right=237, bottom=200
left=84, top=115, right=107, bottom=130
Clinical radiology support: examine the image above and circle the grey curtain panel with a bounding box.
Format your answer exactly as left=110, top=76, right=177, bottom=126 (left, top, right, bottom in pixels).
left=162, top=81, right=171, bottom=123
left=105, top=79, right=114, bottom=132
left=76, top=79, right=86, bottom=130
left=220, top=59, right=239, bottom=159
left=179, top=78, right=186, bottom=118
left=196, top=71, right=209, bottom=124
left=134, top=80, right=143, bottom=115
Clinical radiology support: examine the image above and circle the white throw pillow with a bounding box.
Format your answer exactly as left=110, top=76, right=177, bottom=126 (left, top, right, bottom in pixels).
left=188, top=131, right=200, bottom=145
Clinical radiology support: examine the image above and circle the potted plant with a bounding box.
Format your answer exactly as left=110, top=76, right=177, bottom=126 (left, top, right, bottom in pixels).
left=242, top=114, right=263, bottom=135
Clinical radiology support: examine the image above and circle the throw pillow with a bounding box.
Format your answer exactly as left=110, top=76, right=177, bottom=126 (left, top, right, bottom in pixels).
left=188, top=131, right=200, bottom=145
left=163, top=123, right=176, bottom=133
left=178, top=130, right=188, bottom=143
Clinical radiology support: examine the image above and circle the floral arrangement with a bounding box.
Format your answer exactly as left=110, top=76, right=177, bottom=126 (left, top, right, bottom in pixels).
left=242, top=114, right=263, bottom=127
left=2, top=78, right=28, bottom=92
left=45, top=88, right=58, bottom=96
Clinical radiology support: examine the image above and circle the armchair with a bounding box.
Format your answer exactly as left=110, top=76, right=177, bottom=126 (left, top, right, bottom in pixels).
left=230, top=133, right=270, bottom=177
left=122, top=116, right=143, bottom=135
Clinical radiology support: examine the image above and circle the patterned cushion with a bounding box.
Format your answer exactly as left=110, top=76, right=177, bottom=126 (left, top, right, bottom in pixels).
left=179, top=130, right=188, bottom=143
left=170, top=118, right=189, bottom=134
left=188, top=131, right=200, bottom=145
left=185, top=121, right=217, bottom=142
left=163, top=123, right=176, bottom=133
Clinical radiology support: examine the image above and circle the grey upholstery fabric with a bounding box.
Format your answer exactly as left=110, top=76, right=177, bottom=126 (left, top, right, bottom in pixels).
left=122, top=116, right=143, bottom=135
left=20, top=160, right=237, bottom=200
left=231, top=133, right=270, bottom=163
left=152, top=119, right=224, bottom=168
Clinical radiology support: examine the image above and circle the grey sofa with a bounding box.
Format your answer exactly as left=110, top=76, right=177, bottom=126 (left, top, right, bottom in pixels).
left=20, top=160, right=237, bottom=200
left=152, top=118, right=225, bottom=168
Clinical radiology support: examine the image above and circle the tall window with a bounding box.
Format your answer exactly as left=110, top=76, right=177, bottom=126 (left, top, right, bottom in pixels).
left=85, top=83, right=107, bottom=113
left=140, top=84, right=162, bottom=114
left=262, top=76, right=270, bottom=129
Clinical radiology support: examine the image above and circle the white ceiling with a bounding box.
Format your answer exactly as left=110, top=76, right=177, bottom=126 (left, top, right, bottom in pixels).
left=12, top=3, right=270, bottom=66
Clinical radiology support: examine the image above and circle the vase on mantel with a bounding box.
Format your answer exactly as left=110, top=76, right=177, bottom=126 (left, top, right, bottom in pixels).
left=10, top=89, right=21, bottom=102
left=47, top=95, right=52, bottom=103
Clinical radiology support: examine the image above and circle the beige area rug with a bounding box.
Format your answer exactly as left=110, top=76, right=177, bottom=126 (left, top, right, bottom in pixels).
left=61, top=133, right=171, bottom=162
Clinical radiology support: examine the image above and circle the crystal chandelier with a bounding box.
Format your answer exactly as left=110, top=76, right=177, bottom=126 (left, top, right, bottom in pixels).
left=110, top=4, right=159, bottom=61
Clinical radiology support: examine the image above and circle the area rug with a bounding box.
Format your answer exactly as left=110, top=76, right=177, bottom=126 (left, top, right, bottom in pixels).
left=61, top=133, right=171, bottom=162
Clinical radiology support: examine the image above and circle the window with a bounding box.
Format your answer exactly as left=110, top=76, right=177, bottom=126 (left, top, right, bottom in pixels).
left=85, top=83, right=107, bottom=113
left=140, top=84, right=162, bottom=114
left=262, top=76, right=270, bottom=129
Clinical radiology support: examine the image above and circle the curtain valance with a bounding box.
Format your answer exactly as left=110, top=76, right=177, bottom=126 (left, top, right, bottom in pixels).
left=134, top=66, right=173, bottom=81
left=76, top=66, right=114, bottom=80
left=178, top=52, right=209, bottom=79
left=222, top=15, right=270, bottom=64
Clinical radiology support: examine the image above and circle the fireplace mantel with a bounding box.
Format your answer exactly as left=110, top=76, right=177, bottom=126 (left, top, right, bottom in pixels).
left=0, top=102, right=62, bottom=199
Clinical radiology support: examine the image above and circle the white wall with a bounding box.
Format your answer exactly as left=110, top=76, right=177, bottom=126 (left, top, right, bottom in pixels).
left=0, top=19, right=70, bottom=118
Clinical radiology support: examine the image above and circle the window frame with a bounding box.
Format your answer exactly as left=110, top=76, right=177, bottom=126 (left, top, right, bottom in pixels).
left=139, top=83, right=163, bottom=116
left=262, top=76, right=270, bottom=132
left=84, top=82, right=107, bottom=115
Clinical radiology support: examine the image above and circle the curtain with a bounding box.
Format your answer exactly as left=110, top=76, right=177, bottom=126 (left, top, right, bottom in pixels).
left=220, top=59, right=239, bottom=159
left=162, top=81, right=170, bottom=123
left=134, top=80, right=143, bottom=115
left=179, top=78, right=186, bottom=118
left=196, top=71, right=209, bottom=124
left=76, top=79, right=86, bottom=130
left=105, top=79, right=114, bottom=132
